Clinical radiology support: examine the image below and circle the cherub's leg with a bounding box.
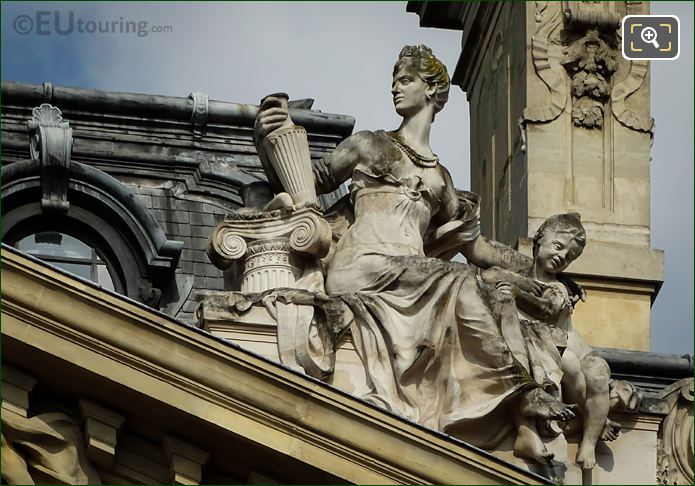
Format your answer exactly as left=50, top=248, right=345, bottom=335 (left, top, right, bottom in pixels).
left=512, top=406, right=554, bottom=464
left=575, top=355, right=611, bottom=470
left=560, top=349, right=586, bottom=405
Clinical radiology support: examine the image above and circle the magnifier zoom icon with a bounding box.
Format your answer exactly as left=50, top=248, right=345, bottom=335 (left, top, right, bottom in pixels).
left=640, top=27, right=660, bottom=48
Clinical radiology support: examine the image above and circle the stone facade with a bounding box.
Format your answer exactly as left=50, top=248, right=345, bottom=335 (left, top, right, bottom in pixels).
left=408, top=1, right=664, bottom=351
left=1, top=5, right=692, bottom=482
left=1, top=82, right=349, bottom=324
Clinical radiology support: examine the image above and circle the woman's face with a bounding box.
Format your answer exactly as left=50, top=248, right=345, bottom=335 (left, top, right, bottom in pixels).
left=391, top=63, right=432, bottom=118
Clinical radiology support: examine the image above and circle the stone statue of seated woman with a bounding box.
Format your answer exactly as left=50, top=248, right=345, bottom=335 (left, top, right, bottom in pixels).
left=244, top=44, right=594, bottom=463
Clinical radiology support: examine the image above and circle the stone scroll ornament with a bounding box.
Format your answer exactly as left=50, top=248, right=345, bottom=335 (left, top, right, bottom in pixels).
left=522, top=1, right=568, bottom=125
left=611, top=0, right=654, bottom=136
left=208, top=206, right=337, bottom=379
left=657, top=378, right=694, bottom=485
left=27, top=104, right=73, bottom=214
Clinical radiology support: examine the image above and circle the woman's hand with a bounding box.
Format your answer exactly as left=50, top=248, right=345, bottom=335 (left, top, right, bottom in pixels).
left=312, top=158, right=336, bottom=193
left=495, top=281, right=518, bottom=296
left=254, top=96, right=289, bottom=142
left=512, top=275, right=545, bottom=297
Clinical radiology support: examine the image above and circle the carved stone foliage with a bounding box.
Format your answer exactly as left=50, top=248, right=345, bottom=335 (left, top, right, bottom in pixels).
left=526, top=1, right=652, bottom=133
left=657, top=378, right=694, bottom=485
left=561, top=28, right=619, bottom=128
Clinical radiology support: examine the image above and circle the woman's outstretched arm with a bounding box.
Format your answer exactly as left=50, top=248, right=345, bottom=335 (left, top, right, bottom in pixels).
left=311, top=131, right=374, bottom=195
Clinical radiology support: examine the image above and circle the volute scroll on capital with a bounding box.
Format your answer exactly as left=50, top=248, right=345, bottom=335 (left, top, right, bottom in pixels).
left=207, top=204, right=332, bottom=270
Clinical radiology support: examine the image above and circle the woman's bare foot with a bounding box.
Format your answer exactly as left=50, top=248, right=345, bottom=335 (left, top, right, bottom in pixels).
left=514, top=425, right=555, bottom=464
left=576, top=442, right=597, bottom=470
left=601, top=419, right=621, bottom=441
left=520, top=388, right=577, bottom=421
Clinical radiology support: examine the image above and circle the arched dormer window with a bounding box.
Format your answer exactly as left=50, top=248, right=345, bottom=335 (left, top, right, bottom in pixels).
left=1, top=104, right=183, bottom=307
left=14, top=231, right=118, bottom=291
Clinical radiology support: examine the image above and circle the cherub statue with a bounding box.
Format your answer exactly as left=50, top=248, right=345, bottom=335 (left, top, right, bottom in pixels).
left=483, top=213, right=619, bottom=469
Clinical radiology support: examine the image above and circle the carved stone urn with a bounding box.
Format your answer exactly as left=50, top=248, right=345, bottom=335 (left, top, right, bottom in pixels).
left=260, top=93, right=317, bottom=205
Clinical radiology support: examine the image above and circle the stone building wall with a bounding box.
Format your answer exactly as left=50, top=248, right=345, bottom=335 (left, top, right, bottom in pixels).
left=0, top=82, right=352, bottom=325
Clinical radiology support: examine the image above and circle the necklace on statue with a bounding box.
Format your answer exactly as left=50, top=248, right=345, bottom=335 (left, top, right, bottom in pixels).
left=386, top=131, right=439, bottom=168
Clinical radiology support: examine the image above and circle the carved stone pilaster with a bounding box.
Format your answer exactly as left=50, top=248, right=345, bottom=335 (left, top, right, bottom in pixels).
left=27, top=103, right=73, bottom=213
left=208, top=204, right=331, bottom=293
left=657, top=378, right=694, bottom=485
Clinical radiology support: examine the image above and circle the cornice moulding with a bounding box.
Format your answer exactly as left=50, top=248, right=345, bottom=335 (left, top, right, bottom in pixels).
left=0, top=245, right=544, bottom=485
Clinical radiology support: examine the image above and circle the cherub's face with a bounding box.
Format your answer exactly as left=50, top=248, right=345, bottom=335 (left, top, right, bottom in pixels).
left=391, top=64, right=432, bottom=118
left=535, top=231, right=583, bottom=274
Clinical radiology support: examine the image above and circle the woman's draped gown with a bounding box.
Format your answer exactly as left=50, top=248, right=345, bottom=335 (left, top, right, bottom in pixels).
left=324, top=131, right=544, bottom=447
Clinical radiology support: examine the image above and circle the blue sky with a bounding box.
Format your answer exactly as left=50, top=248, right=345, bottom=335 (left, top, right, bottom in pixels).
left=2, top=1, right=692, bottom=354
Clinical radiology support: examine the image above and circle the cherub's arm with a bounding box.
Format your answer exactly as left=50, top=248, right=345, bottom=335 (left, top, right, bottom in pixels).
left=513, top=286, right=566, bottom=321
left=481, top=266, right=544, bottom=296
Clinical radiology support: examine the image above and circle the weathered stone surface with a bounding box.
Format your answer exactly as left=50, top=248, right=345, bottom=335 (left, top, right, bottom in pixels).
left=203, top=45, right=626, bottom=477
left=2, top=246, right=546, bottom=484
left=1, top=364, right=36, bottom=418
left=407, top=1, right=663, bottom=351
left=1, top=82, right=353, bottom=326
left=79, top=399, right=126, bottom=468
left=657, top=378, right=694, bottom=485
